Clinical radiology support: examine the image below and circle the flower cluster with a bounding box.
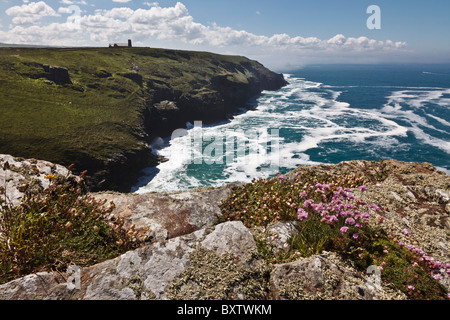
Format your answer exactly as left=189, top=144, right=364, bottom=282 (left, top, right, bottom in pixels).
left=297, top=183, right=381, bottom=241
left=403, top=243, right=450, bottom=281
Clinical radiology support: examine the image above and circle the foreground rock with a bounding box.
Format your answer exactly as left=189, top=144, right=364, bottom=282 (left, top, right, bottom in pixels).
left=0, top=221, right=405, bottom=300
left=92, top=185, right=236, bottom=243
left=0, top=156, right=449, bottom=300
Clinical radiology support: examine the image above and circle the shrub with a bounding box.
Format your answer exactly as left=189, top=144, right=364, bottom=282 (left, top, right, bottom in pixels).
left=0, top=169, right=140, bottom=285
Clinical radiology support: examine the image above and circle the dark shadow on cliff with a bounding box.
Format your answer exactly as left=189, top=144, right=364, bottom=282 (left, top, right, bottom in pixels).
left=130, top=166, right=161, bottom=193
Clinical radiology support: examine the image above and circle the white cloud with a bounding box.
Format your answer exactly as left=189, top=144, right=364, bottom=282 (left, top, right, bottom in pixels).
left=6, top=1, right=59, bottom=25
left=60, top=0, right=87, bottom=4
left=143, top=2, right=159, bottom=7
left=1, top=2, right=407, bottom=67
left=112, top=0, right=132, bottom=3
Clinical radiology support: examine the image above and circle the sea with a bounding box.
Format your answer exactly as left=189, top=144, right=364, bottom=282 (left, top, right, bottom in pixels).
left=132, top=64, right=450, bottom=194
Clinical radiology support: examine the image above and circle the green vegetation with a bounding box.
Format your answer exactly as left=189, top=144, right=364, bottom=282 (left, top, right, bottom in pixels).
left=0, top=168, right=140, bottom=285
left=0, top=47, right=275, bottom=183
left=219, top=169, right=449, bottom=300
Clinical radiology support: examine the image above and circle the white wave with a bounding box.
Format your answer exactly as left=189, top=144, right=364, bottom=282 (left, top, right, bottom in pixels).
left=133, top=74, right=450, bottom=194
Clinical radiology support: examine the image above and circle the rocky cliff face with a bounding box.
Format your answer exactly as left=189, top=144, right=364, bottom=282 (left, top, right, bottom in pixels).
left=1, top=155, right=448, bottom=300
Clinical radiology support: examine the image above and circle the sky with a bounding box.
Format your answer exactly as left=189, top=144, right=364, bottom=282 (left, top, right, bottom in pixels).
left=0, top=0, right=449, bottom=71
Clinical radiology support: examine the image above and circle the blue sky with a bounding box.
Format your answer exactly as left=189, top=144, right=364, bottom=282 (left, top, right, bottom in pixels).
left=0, top=0, right=449, bottom=70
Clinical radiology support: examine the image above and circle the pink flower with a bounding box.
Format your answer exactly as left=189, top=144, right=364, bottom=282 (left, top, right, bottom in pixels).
left=345, top=217, right=356, bottom=225
left=407, top=285, right=415, bottom=291
left=433, top=274, right=441, bottom=280
left=299, top=191, right=308, bottom=198
left=352, top=233, right=359, bottom=240
left=340, top=226, right=349, bottom=234
left=359, top=186, right=368, bottom=193
left=297, top=208, right=309, bottom=221
left=402, top=229, right=410, bottom=235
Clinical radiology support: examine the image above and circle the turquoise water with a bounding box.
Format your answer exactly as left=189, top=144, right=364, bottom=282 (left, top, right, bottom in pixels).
left=133, top=64, right=450, bottom=193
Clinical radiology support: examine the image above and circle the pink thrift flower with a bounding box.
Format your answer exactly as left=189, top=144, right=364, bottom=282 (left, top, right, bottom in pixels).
left=359, top=186, right=368, bottom=193
left=352, top=233, right=359, bottom=240
left=402, top=229, right=410, bottom=235
left=340, top=226, right=349, bottom=234
left=407, top=285, right=415, bottom=291
left=345, top=217, right=356, bottom=225
left=297, top=208, right=308, bottom=221
left=299, top=191, right=308, bottom=198
left=433, top=274, right=441, bottom=280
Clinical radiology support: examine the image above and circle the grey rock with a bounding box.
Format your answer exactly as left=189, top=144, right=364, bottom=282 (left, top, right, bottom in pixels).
left=201, top=221, right=256, bottom=258
left=92, top=186, right=233, bottom=243
left=270, top=252, right=406, bottom=300
left=0, top=221, right=258, bottom=300
left=0, top=154, right=72, bottom=206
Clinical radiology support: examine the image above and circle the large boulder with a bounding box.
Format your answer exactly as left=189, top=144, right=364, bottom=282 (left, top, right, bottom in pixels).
left=43, top=65, right=72, bottom=84
left=92, top=185, right=235, bottom=243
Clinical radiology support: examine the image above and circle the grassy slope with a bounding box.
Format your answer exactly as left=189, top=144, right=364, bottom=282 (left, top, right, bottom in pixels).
left=0, top=47, right=271, bottom=176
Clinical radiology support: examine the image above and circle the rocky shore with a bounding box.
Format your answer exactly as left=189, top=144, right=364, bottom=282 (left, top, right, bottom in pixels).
left=1, top=154, right=449, bottom=300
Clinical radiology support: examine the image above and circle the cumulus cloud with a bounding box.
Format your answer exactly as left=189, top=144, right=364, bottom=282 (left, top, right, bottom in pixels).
left=6, top=1, right=59, bottom=25
left=1, top=1, right=407, bottom=66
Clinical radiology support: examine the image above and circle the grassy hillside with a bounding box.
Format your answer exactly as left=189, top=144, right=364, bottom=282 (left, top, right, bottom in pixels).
left=0, top=47, right=285, bottom=190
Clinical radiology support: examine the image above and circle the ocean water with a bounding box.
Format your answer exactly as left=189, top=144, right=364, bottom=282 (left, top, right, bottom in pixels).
left=132, top=64, right=450, bottom=194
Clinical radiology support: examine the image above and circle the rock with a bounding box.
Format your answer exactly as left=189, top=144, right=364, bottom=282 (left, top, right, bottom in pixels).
left=201, top=221, right=256, bottom=259
left=0, top=272, right=75, bottom=300
left=436, top=189, right=450, bottom=204
left=46, top=66, right=72, bottom=84
left=257, top=221, right=298, bottom=254
left=1, top=157, right=449, bottom=301
left=0, top=154, right=72, bottom=206
left=0, top=221, right=264, bottom=300
left=93, top=185, right=233, bottom=243
left=95, top=70, right=112, bottom=78
left=270, top=252, right=406, bottom=300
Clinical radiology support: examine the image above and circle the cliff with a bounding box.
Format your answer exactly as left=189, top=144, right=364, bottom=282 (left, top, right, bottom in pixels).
left=0, top=47, right=287, bottom=192
left=1, top=155, right=449, bottom=300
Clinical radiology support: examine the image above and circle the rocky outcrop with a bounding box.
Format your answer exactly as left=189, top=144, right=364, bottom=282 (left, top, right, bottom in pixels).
left=0, top=221, right=406, bottom=300
left=0, top=154, right=72, bottom=206
left=43, top=65, right=72, bottom=84
left=1, top=156, right=448, bottom=300
left=91, top=185, right=235, bottom=243
left=270, top=251, right=406, bottom=300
